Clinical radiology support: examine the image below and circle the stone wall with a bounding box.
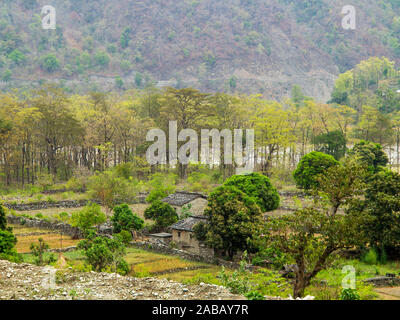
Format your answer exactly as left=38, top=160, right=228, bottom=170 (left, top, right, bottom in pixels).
left=3, top=193, right=148, bottom=212
left=130, top=239, right=245, bottom=270
left=7, top=215, right=83, bottom=238
left=4, top=200, right=100, bottom=211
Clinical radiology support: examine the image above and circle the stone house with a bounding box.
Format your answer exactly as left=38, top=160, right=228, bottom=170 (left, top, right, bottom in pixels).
left=161, top=191, right=208, bottom=216
left=169, top=215, right=214, bottom=258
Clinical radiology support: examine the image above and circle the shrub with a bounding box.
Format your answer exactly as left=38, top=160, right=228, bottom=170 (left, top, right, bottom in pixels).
left=340, top=288, right=361, bottom=300
left=88, top=170, right=136, bottom=210
left=293, top=151, right=339, bottom=190
left=223, top=172, right=280, bottom=212
left=116, top=230, right=133, bottom=245
left=77, top=233, right=128, bottom=273
left=30, top=238, right=56, bottom=266
left=245, top=291, right=265, bottom=300
left=0, top=230, right=17, bottom=254
left=111, top=203, right=144, bottom=233
left=70, top=202, right=106, bottom=236
left=362, top=248, right=378, bottom=265
left=144, top=200, right=178, bottom=231
left=0, top=205, right=7, bottom=230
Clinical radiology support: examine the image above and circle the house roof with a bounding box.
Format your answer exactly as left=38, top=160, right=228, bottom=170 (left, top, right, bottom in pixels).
left=149, top=233, right=173, bottom=238
left=170, top=215, right=208, bottom=232
left=161, top=191, right=207, bottom=207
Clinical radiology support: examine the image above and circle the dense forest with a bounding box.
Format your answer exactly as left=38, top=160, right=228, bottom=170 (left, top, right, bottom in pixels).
left=1, top=0, right=400, bottom=100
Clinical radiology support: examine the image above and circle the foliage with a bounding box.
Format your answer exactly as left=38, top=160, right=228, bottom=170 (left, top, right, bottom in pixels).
left=88, top=170, right=136, bottom=210
left=40, top=54, right=60, bottom=72
left=351, top=168, right=400, bottom=258
left=144, top=200, right=178, bottom=231
left=0, top=205, right=7, bottom=230
left=117, top=230, right=133, bottom=245
left=77, top=232, right=128, bottom=274
left=145, top=173, right=177, bottom=203
left=196, top=185, right=263, bottom=259
left=70, top=202, right=106, bottom=236
left=313, top=130, right=347, bottom=160
left=293, top=151, right=339, bottom=190
left=30, top=238, right=56, bottom=266
left=362, top=248, right=379, bottom=265
left=348, top=140, right=389, bottom=173
left=223, top=172, right=280, bottom=212
left=111, top=203, right=144, bottom=233
left=340, top=288, right=361, bottom=300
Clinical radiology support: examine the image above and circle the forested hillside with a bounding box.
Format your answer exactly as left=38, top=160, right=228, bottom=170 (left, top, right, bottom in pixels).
left=1, top=0, right=400, bottom=101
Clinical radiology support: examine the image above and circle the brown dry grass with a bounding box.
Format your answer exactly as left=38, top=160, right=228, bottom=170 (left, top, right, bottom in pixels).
left=15, top=233, right=80, bottom=253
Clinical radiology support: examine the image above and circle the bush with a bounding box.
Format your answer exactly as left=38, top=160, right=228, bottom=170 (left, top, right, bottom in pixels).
left=111, top=203, right=144, bottom=233
left=116, top=230, right=133, bottom=245
left=293, top=151, right=339, bottom=190
left=0, top=230, right=17, bottom=254
left=223, top=172, right=280, bottom=212
left=144, top=200, right=179, bottom=231
left=30, top=238, right=56, bottom=266
left=88, top=170, right=136, bottom=210
left=70, top=202, right=106, bottom=236
left=362, top=248, right=378, bottom=265
left=77, top=233, right=128, bottom=273
left=340, top=288, right=361, bottom=300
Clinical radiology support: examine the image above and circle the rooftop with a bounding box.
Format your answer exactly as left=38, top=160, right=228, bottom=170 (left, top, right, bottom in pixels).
left=149, top=233, right=173, bottom=238
left=170, top=215, right=208, bottom=232
left=161, top=191, right=207, bottom=207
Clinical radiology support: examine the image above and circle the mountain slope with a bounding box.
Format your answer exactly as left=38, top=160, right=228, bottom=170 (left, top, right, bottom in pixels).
left=1, top=0, right=400, bottom=101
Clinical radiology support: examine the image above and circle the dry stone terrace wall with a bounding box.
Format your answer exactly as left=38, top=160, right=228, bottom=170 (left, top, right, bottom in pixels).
left=2, top=193, right=149, bottom=211
left=7, top=215, right=84, bottom=239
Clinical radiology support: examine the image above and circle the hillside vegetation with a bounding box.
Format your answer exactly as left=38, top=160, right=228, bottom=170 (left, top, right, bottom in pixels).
left=1, top=0, right=400, bottom=100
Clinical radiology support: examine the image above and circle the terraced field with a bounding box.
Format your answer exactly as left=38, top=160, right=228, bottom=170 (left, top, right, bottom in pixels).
left=11, top=224, right=80, bottom=253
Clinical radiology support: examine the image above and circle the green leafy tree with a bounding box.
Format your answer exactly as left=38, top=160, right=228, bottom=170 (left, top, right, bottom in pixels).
left=194, top=185, right=263, bottom=259
left=40, top=54, right=60, bottom=72
left=70, top=202, right=106, bottom=237
left=267, top=160, right=368, bottom=298
left=348, top=140, right=388, bottom=173
left=351, top=168, right=400, bottom=259
left=111, top=203, right=144, bottom=233
left=77, top=232, right=129, bottom=275
left=293, top=151, right=339, bottom=190
left=8, top=49, right=26, bottom=65
left=313, top=130, right=347, bottom=160
left=223, top=173, right=280, bottom=212
left=144, top=200, right=179, bottom=231
left=88, top=170, right=136, bottom=211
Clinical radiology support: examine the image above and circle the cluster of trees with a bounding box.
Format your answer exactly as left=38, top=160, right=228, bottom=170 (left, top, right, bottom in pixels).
left=193, top=141, right=400, bottom=298
left=2, top=58, right=400, bottom=189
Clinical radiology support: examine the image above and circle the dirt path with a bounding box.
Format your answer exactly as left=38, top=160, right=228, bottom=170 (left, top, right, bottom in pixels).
left=375, top=287, right=400, bottom=300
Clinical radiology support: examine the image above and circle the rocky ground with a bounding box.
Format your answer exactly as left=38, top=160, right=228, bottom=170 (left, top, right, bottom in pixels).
left=0, top=260, right=244, bottom=300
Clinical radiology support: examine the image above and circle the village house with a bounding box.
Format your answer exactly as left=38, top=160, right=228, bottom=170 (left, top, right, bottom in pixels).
left=169, top=215, right=214, bottom=258
left=161, top=191, right=208, bottom=215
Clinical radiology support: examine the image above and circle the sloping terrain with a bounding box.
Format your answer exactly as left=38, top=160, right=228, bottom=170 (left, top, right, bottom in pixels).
left=1, top=0, right=400, bottom=101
